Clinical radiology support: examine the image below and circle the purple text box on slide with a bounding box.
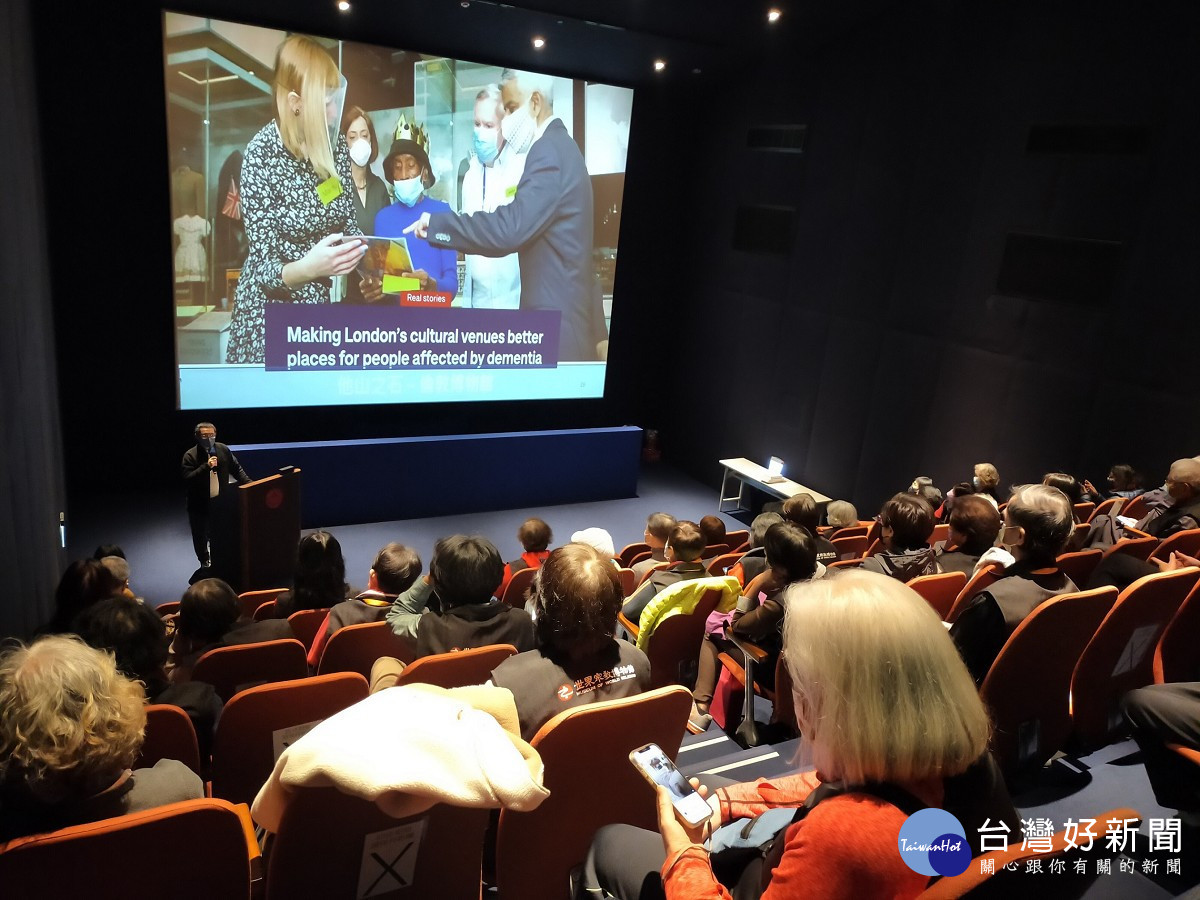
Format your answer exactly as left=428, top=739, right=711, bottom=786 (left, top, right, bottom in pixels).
left=264, top=305, right=560, bottom=371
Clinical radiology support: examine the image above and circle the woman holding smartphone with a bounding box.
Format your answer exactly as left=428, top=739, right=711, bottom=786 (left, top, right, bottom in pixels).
left=226, top=35, right=366, bottom=364
left=580, top=570, right=1018, bottom=899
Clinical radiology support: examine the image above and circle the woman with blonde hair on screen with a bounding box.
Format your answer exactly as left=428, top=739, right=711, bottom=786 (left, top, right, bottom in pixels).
left=226, top=34, right=366, bottom=363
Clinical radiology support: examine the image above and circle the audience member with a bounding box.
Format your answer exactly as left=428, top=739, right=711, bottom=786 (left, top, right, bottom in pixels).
left=92, top=544, right=126, bottom=560
left=780, top=493, right=837, bottom=565
left=497, top=517, right=553, bottom=599
left=578, top=570, right=1018, bottom=899
left=824, top=500, right=859, bottom=539
left=1083, top=464, right=1143, bottom=501
left=373, top=535, right=536, bottom=689
left=1123, top=682, right=1200, bottom=824
left=98, top=555, right=135, bottom=599
left=728, top=511, right=783, bottom=586
left=167, top=578, right=293, bottom=683
left=1042, top=472, right=1084, bottom=508
left=698, top=515, right=728, bottom=553
left=935, top=495, right=1002, bottom=577
left=973, top=462, right=1003, bottom=507
left=274, top=531, right=352, bottom=618
left=490, top=543, right=651, bottom=741
left=691, top=522, right=820, bottom=731
left=631, top=512, right=677, bottom=582
left=572, top=527, right=618, bottom=563
left=0, top=636, right=203, bottom=840
left=909, top=476, right=944, bottom=513
left=622, top=521, right=709, bottom=623
left=950, top=484, right=1076, bottom=684
left=74, top=597, right=223, bottom=757
left=859, top=494, right=939, bottom=581
left=307, top=543, right=422, bottom=667
left=40, top=559, right=124, bottom=636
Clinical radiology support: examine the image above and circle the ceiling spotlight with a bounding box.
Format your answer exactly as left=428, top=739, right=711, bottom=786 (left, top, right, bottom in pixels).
left=767, top=8, right=782, bottom=22
left=653, top=59, right=666, bottom=72
left=532, top=36, right=546, bottom=49
left=337, top=0, right=351, bottom=10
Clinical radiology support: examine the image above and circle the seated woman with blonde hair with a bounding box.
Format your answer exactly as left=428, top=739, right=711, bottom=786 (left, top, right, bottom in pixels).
left=579, top=570, right=1018, bottom=899
left=0, top=636, right=203, bottom=840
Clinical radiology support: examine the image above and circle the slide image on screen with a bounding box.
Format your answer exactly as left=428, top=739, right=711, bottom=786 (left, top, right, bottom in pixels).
left=164, top=12, right=632, bottom=409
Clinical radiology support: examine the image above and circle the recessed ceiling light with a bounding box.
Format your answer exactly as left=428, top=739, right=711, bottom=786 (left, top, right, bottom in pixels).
left=767, top=8, right=782, bottom=22
left=337, top=0, right=351, bottom=10
left=532, top=36, right=546, bottom=49
left=653, top=59, right=666, bottom=72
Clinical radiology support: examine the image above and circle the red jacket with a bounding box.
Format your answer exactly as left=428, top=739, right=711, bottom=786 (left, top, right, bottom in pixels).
left=496, top=550, right=550, bottom=600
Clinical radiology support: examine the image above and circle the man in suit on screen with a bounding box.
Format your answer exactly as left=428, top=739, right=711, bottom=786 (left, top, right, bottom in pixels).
left=405, top=68, right=602, bottom=361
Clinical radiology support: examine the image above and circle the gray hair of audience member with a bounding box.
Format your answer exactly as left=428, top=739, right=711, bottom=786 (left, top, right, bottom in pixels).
left=1004, top=484, right=1074, bottom=565
left=1168, top=458, right=1200, bottom=495
left=749, top=512, right=785, bottom=548
left=500, top=68, right=555, bottom=109
left=99, top=555, right=130, bottom=586
left=474, top=83, right=504, bottom=119
left=645, top=512, right=677, bottom=543
left=824, top=501, right=858, bottom=530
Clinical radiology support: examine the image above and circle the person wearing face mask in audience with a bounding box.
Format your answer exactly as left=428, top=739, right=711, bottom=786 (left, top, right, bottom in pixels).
left=181, top=422, right=252, bottom=577
left=404, top=68, right=603, bottom=361
left=371, top=117, right=458, bottom=299
left=458, top=85, right=526, bottom=309
left=341, top=107, right=390, bottom=304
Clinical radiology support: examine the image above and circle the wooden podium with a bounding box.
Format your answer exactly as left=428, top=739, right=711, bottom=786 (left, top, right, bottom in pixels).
left=209, top=468, right=301, bottom=593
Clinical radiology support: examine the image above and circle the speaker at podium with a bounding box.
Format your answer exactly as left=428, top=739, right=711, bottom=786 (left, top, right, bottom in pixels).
left=209, top=467, right=301, bottom=593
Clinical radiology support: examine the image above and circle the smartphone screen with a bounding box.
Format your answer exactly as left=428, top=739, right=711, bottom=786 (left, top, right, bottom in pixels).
left=629, top=742, right=713, bottom=826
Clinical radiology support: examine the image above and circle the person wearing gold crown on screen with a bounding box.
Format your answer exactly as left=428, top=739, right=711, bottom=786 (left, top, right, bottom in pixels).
left=370, top=116, right=458, bottom=301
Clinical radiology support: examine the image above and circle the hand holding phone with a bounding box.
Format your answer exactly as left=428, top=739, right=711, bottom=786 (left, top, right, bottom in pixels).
left=629, top=742, right=714, bottom=827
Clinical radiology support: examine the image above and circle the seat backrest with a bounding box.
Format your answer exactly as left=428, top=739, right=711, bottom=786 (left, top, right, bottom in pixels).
left=1155, top=579, right=1200, bottom=684
left=1071, top=567, right=1200, bottom=750
left=831, top=534, right=868, bottom=560
left=703, top=543, right=731, bottom=558
left=1073, top=501, right=1095, bottom=522
left=929, top=523, right=951, bottom=546
left=1151, top=527, right=1200, bottom=562
left=981, top=587, right=1116, bottom=774
left=1088, top=496, right=1124, bottom=523
left=266, top=786, right=488, bottom=900
left=237, top=588, right=288, bottom=621
left=496, top=685, right=692, bottom=900
left=864, top=538, right=884, bottom=558
left=1101, top=534, right=1159, bottom=563
left=252, top=600, right=276, bottom=622
left=617, top=542, right=650, bottom=568
left=210, top=672, right=369, bottom=807
left=724, top=530, right=750, bottom=551
left=139, top=704, right=202, bottom=776
left=830, top=524, right=869, bottom=540
left=945, top=565, right=1003, bottom=624
left=392, top=644, right=518, bottom=690
left=827, top=558, right=865, bottom=571
left=501, top=565, right=538, bottom=608
left=154, top=601, right=181, bottom=618
left=644, top=587, right=724, bottom=689
left=1055, top=549, right=1103, bottom=591
left=616, top=567, right=637, bottom=597
left=191, top=638, right=309, bottom=704
left=916, top=808, right=1141, bottom=899
left=0, top=798, right=255, bottom=900
left=1122, top=494, right=1149, bottom=522
left=706, top=551, right=742, bottom=577
left=316, top=620, right=415, bottom=679
left=286, top=607, right=330, bottom=651
left=907, top=571, right=968, bottom=620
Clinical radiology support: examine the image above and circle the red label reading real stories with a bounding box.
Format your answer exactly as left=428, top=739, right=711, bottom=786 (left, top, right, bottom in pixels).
left=400, top=291, right=454, bottom=308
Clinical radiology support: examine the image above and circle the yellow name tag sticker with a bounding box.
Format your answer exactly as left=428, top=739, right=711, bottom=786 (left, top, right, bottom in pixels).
left=505, top=185, right=518, bottom=198
left=316, top=177, right=343, bottom=206
left=381, top=274, right=422, bottom=294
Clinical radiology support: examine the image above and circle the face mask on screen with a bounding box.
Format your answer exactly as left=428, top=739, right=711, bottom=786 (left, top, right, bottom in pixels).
left=473, top=128, right=500, bottom=164
left=348, top=138, right=372, bottom=168
left=501, top=104, right=535, bottom=156
left=392, top=175, right=424, bottom=207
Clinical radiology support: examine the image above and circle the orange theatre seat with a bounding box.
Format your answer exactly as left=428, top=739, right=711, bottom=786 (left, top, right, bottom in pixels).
left=1100, top=529, right=1159, bottom=564
left=831, top=534, right=868, bottom=560
left=265, top=787, right=488, bottom=900
left=1150, top=527, right=1200, bottom=563
left=706, top=551, right=742, bottom=578
left=389, top=644, right=517, bottom=691
left=1122, top=494, right=1149, bottom=522
left=139, top=704, right=202, bottom=777
left=929, top=523, right=951, bottom=546
left=315, top=619, right=415, bottom=680
left=287, top=607, right=331, bottom=652
left=723, top=530, right=750, bottom=553
left=209, top=672, right=369, bottom=808
left=501, top=566, right=537, bottom=608
left=237, top=588, right=288, bottom=622
left=616, top=567, right=637, bottom=597
left=907, top=571, right=967, bottom=621
left=617, top=542, right=650, bottom=569
left=1073, top=501, right=1096, bottom=522
left=495, top=686, right=692, bottom=900
left=1154, top=578, right=1200, bottom=684
left=945, top=564, right=1003, bottom=624
left=1088, top=496, right=1125, bottom=522
left=1071, top=567, right=1200, bottom=751
left=191, top=638, right=309, bottom=704
left=0, top=798, right=259, bottom=900
left=979, top=587, right=1116, bottom=775
left=620, top=579, right=737, bottom=690
left=1055, top=549, right=1103, bottom=591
